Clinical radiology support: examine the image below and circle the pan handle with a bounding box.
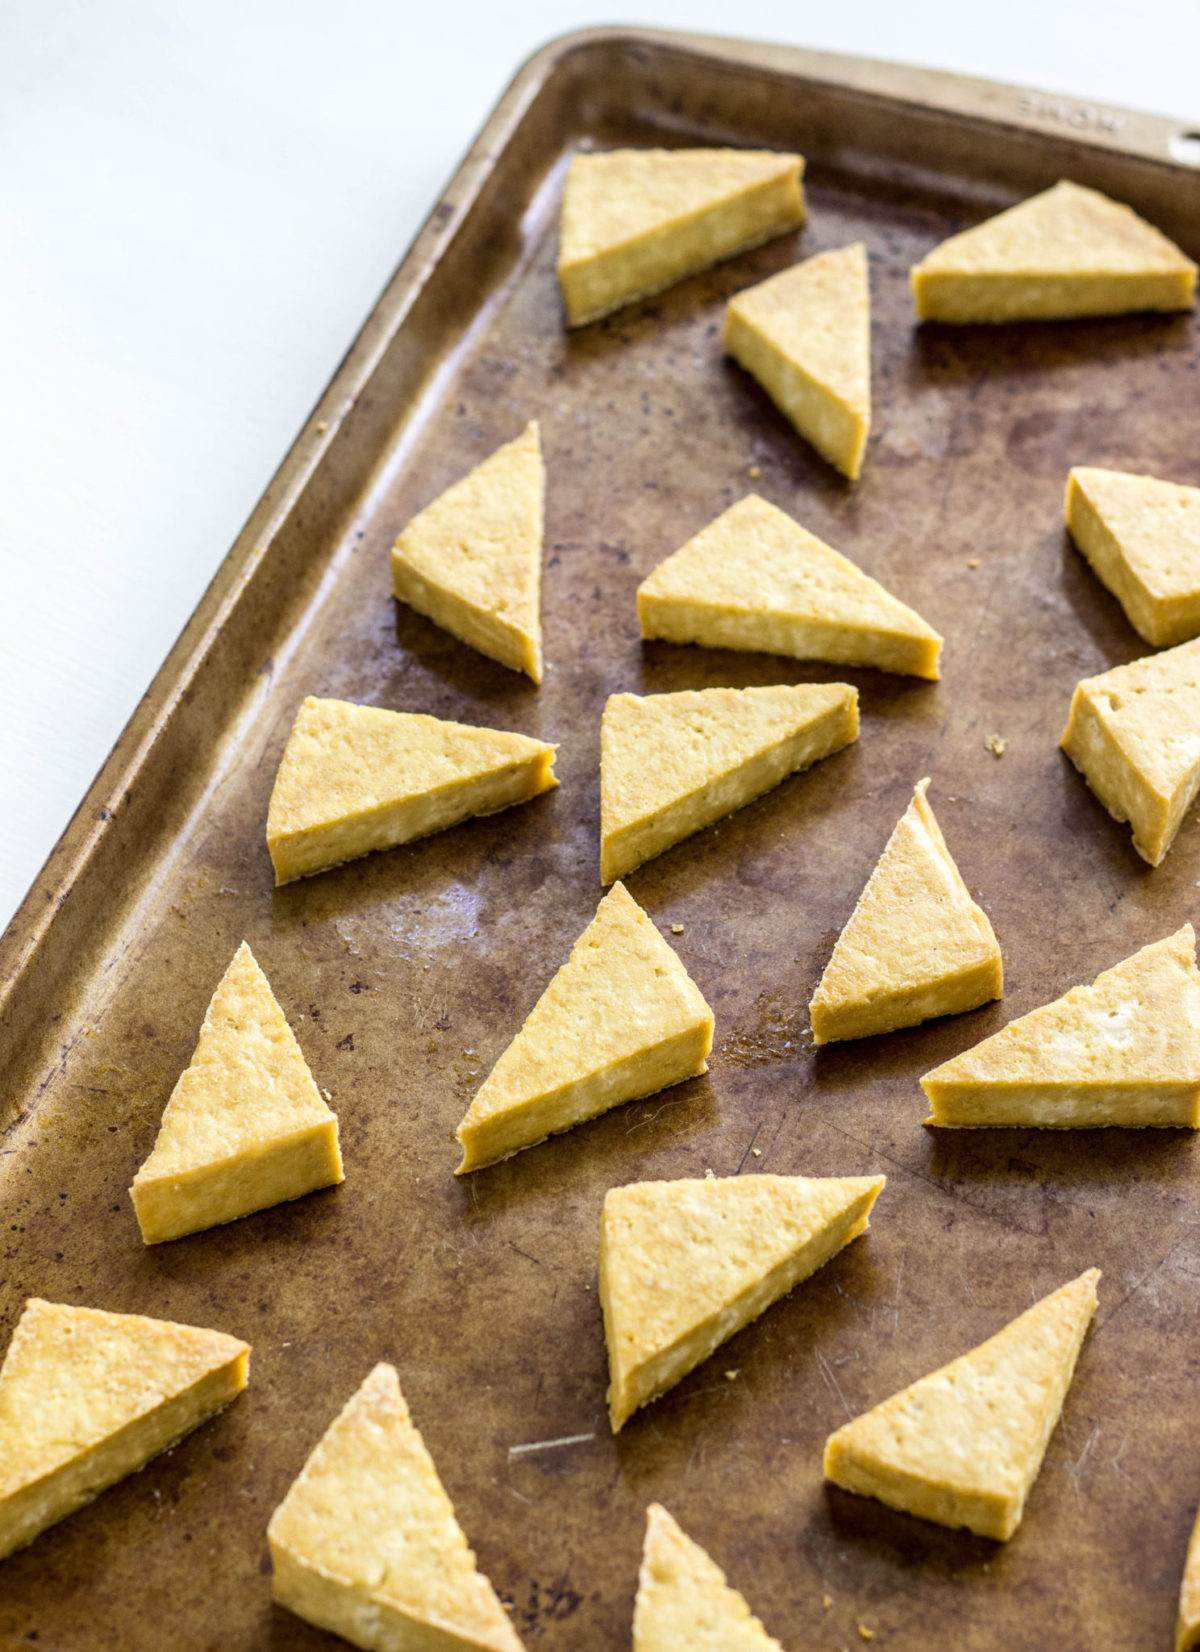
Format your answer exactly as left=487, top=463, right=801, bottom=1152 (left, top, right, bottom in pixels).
left=529, top=26, right=1200, bottom=174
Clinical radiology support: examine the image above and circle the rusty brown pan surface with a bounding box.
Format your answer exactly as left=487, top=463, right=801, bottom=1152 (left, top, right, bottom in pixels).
left=2, top=27, right=1200, bottom=1650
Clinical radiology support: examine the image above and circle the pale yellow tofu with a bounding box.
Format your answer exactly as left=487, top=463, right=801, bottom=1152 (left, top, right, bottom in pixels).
left=599, top=683, right=858, bottom=884
left=1060, top=637, right=1200, bottom=865
left=922, top=926, right=1200, bottom=1128
left=266, top=696, right=557, bottom=883
left=724, top=244, right=870, bottom=480
left=1067, top=466, right=1200, bottom=648
left=0, top=1298, right=248, bottom=1560
left=638, top=495, right=940, bottom=676
left=600, top=1173, right=884, bottom=1432
left=455, top=882, right=713, bottom=1172
left=824, top=1270, right=1100, bottom=1540
left=911, top=180, right=1197, bottom=323
left=633, top=1503, right=785, bottom=1652
left=129, top=941, right=343, bottom=1243
left=391, top=422, right=544, bottom=682
left=1177, top=1500, right=1200, bottom=1651
left=558, top=147, right=804, bottom=327
left=810, top=778, right=1002, bottom=1043
left=268, top=1363, right=523, bottom=1652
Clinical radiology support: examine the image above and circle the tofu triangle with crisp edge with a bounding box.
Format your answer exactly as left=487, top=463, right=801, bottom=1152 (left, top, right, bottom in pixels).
left=1067, top=466, right=1200, bottom=649
left=824, top=1269, right=1100, bottom=1539
left=637, top=494, right=941, bottom=677
left=1061, top=636, right=1200, bottom=866
left=1177, top=1499, right=1200, bottom=1652
left=266, top=696, right=557, bottom=883
left=557, top=147, right=805, bottom=327
left=455, top=882, right=713, bottom=1172
left=129, top=940, right=343, bottom=1243
left=910, top=180, right=1197, bottom=323
left=724, top=243, right=870, bottom=479
left=391, top=422, right=544, bottom=682
left=633, top=1503, right=786, bottom=1652
left=922, top=925, right=1200, bottom=1128
left=268, top=1362, right=524, bottom=1652
left=0, top=1298, right=249, bottom=1560
left=600, top=683, right=858, bottom=883
left=600, top=1173, right=885, bottom=1431
left=810, top=778, right=1002, bottom=1043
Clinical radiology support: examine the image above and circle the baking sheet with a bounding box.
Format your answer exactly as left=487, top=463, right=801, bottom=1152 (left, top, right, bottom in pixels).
left=2, top=27, right=1200, bottom=1650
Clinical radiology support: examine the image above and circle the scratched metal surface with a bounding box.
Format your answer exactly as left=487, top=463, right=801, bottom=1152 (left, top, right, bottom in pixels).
left=2, top=30, right=1200, bottom=1652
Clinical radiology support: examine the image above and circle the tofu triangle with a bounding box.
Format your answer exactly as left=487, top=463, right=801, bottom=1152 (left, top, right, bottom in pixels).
left=600, top=682, right=858, bottom=882
left=0, top=1297, right=249, bottom=1559
left=633, top=1503, right=785, bottom=1651
left=558, top=147, right=805, bottom=327
left=266, top=696, right=557, bottom=883
left=1067, top=465, right=1200, bottom=648
left=600, top=1173, right=885, bottom=1431
left=129, top=941, right=343, bottom=1243
left=1177, top=1502, right=1200, bottom=1652
left=268, top=1363, right=524, bottom=1652
left=922, top=926, right=1200, bottom=1127
left=638, top=494, right=941, bottom=677
left=1061, top=637, right=1200, bottom=865
left=724, top=244, right=871, bottom=479
left=455, top=882, right=713, bottom=1172
left=810, top=778, right=1002, bottom=1043
left=823, top=1269, right=1100, bottom=1539
left=391, top=422, right=544, bottom=682
left=911, top=180, right=1197, bottom=322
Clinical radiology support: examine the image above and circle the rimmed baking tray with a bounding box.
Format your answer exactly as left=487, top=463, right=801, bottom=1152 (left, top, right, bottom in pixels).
left=2, top=26, right=1199, bottom=1650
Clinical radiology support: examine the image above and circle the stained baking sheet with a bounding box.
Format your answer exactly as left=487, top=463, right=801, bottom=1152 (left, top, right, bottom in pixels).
left=2, top=27, right=1200, bottom=1651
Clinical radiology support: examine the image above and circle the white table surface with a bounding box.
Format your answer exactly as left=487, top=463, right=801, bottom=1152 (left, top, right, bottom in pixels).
left=3, top=0, right=1199, bottom=932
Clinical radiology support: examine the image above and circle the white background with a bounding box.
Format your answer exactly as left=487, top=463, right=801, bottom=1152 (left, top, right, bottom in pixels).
left=3, top=0, right=1199, bottom=931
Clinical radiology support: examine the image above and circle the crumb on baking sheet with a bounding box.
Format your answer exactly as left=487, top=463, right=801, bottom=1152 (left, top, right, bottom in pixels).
left=968, top=557, right=979, bottom=568
left=322, top=1088, right=333, bottom=1101
left=984, top=733, right=1006, bottom=758
left=316, top=420, right=328, bottom=433
left=671, top=922, right=685, bottom=934
left=823, top=1593, right=833, bottom=1609
left=859, top=1627, right=874, bottom=1642
left=748, top=464, right=761, bottom=478
left=725, top=1369, right=739, bottom=1380
left=751, top=1147, right=762, bottom=1157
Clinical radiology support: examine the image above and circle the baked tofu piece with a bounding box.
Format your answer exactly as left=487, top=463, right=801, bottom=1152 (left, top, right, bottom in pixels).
left=724, top=243, right=870, bottom=480
left=0, top=1298, right=248, bottom=1560
left=266, top=696, right=557, bottom=883
left=922, top=926, right=1200, bottom=1129
left=633, top=1503, right=785, bottom=1652
left=268, top=1363, right=523, bottom=1652
left=1060, top=637, right=1200, bottom=865
left=911, top=180, right=1197, bottom=323
left=558, top=147, right=804, bottom=327
left=391, top=422, right=544, bottom=682
left=1178, top=1499, right=1200, bottom=1652
left=810, top=778, right=1002, bottom=1043
left=600, top=1173, right=884, bottom=1432
left=129, top=941, right=343, bottom=1243
left=600, top=683, right=858, bottom=883
left=824, top=1270, right=1100, bottom=1540
left=637, top=494, right=941, bottom=677
left=455, top=882, right=713, bottom=1173
left=1067, top=465, right=1200, bottom=648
